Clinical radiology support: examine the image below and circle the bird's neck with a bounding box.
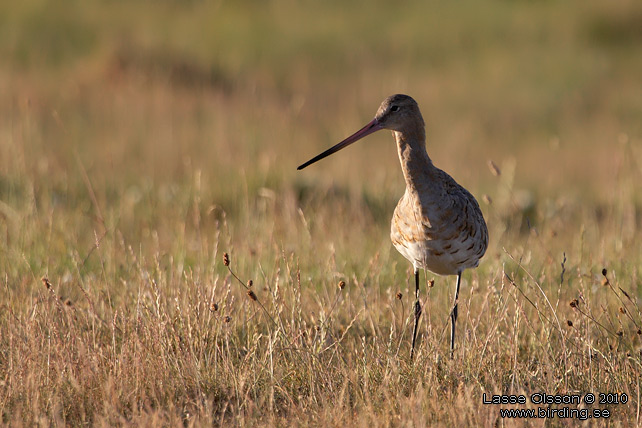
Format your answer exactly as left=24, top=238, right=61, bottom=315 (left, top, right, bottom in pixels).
left=393, top=127, right=433, bottom=192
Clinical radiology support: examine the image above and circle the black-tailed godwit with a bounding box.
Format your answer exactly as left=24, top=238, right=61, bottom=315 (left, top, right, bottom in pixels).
left=298, top=94, right=488, bottom=359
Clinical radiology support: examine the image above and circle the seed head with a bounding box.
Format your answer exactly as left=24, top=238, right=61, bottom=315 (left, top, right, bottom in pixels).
left=428, top=279, right=435, bottom=288
left=42, top=277, right=52, bottom=290
left=223, top=315, right=231, bottom=323
left=600, top=268, right=610, bottom=286
left=617, top=330, right=623, bottom=337
left=247, top=290, right=257, bottom=301
left=488, top=160, right=501, bottom=177
left=637, top=329, right=641, bottom=335
left=247, top=279, right=253, bottom=288
left=210, top=302, right=219, bottom=312
left=223, top=253, right=230, bottom=266
left=338, top=280, right=346, bottom=290
left=619, top=307, right=625, bottom=314
left=567, top=320, right=573, bottom=327
left=64, top=299, right=73, bottom=306
left=569, top=299, right=579, bottom=308
left=396, top=292, right=403, bottom=300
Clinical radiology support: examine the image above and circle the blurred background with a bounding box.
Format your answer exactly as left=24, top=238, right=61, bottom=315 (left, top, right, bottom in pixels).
left=3, top=2, right=642, bottom=423
left=1, top=0, right=641, bottom=270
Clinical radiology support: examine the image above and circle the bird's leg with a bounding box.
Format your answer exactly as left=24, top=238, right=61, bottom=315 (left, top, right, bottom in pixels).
left=410, top=269, right=421, bottom=360
left=449, top=272, right=462, bottom=358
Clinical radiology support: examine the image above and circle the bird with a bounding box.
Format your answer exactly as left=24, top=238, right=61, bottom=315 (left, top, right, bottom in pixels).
left=297, top=94, right=488, bottom=359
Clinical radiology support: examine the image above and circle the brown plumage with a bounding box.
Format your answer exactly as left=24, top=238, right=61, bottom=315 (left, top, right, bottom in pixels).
left=298, top=94, right=488, bottom=359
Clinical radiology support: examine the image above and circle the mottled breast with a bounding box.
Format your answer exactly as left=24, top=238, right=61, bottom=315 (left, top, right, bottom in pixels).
left=390, top=172, right=488, bottom=275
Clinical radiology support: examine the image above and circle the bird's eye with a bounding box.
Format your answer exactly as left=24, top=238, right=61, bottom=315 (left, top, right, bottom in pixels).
left=391, top=105, right=400, bottom=112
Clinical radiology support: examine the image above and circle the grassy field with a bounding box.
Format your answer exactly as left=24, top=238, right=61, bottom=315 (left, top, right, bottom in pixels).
left=1, top=0, right=642, bottom=425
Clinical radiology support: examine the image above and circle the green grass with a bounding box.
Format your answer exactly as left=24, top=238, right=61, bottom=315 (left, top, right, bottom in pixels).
left=1, top=0, right=642, bottom=425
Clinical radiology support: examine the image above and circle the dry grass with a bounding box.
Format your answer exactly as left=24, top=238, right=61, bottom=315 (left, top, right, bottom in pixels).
left=1, top=0, right=642, bottom=426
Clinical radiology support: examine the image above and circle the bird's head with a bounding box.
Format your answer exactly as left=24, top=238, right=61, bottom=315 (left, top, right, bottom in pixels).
left=373, top=94, right=424, bottom=132
left=297, top=94, right=424, bottom=170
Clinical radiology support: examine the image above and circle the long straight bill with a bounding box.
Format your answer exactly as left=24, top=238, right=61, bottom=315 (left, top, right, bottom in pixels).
left=297, top=119, right=382, bottom=170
